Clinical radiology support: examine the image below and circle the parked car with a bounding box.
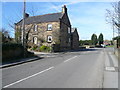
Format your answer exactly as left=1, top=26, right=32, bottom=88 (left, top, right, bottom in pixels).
left=101, top=44, right=106, bottom=48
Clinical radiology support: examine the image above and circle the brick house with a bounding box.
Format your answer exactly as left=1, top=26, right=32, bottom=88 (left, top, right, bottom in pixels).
left=15, top=5, right=79, bottom=51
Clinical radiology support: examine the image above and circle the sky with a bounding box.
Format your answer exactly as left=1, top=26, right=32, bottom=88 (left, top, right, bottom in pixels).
left=1, top=1, right=119, bottom=40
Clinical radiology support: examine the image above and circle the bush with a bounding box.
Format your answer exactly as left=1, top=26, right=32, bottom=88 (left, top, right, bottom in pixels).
left=2, top=43, right=23, bottom=51
left=32, top=45, right=38, bottom=51
left=39, top=45, right=51, bottom=52
left=2, top=43, right=24, bottom=63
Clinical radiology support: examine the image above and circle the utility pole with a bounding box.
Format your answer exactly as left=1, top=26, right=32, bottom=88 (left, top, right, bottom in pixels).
left=22, top=0, right=26, bottom=57
left=112, top=18, right=115, bottom=54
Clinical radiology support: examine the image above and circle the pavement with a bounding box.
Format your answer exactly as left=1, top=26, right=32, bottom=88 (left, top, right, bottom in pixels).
left=103, top=48, right=118, bottom=88
left=0, top=51, right=62, bottom=68
left=0, top=57, right=40, bottom=69
left=1, top=47, right=119, bottom=88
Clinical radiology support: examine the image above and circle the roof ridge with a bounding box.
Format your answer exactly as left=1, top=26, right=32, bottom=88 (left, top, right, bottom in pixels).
left=28, top=12, right=62, bottom=18
left=16, top=12, right=63, bottom=25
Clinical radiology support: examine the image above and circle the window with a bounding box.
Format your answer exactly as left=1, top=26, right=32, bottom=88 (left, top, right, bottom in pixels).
left=47, top=36, right=52, bottom=42
left=34, top=24, right=38, bottom=31
left=33, top=37, right=37, bottom=44
left=69, top=38, right=71, bottom=42
left=68, top=27, right=70, bottom=33
left=47, top=24, right=52, bottom=30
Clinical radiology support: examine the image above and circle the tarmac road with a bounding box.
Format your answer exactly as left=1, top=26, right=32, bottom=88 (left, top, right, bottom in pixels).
left=2, top=48, right=117, bottom=88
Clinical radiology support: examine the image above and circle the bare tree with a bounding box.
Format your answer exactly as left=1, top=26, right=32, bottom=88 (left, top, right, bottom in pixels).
left=106, top=2, right=120, bottom=28
left=106, top=1, right=120, bottom=40
left=0, top=28, right=12, bottom=43
left=5, top=2, right=39, bottom=46
left=52, top=29, right=60, bottom=44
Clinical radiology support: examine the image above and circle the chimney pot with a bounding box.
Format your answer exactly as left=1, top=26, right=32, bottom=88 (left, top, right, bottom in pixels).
left=62, top=5, right=67, bottom=14
left=25, top=13, right=29, bottom=18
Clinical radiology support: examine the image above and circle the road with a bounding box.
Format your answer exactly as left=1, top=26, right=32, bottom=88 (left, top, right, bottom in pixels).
left=2, top=47, right=118, bottom=88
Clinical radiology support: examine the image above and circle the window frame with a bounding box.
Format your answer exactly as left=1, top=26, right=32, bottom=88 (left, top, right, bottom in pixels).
left=47, top=24, right=52, bottom=31
left=47, top=35, right=52, bottom=43
left=33, top=37, right=38, bottom=44
left=69, top=37, right=71, bottom=42
left=34, top=24, right=38, bottom=31
left=68, top=27, right=71, bottom=34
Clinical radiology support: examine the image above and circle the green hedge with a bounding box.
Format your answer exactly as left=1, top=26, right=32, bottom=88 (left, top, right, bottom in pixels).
left=2, top=43, right=24, bottom=64
left=2, top=43, right=23, bottom=51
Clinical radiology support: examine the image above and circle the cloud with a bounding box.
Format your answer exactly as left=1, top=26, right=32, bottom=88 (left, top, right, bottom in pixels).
left=49, top=1, right=81, bottom=12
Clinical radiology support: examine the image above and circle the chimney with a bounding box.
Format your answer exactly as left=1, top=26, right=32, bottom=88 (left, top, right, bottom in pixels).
left=25, top=13, right=29, bottom=18
left=62, top=5, right=67, bottom=14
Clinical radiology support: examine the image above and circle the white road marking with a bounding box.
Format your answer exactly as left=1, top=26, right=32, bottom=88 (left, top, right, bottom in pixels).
left=105, top=67, right=115, bottom=71
left=64, top=56, right=78, bottom=63
left=3, top=66, right=54, bottom=88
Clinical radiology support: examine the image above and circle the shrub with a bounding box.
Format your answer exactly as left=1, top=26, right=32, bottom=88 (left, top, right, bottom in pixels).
left=39, top=45, right=51, bottom=52
left=2, top=43, right=24, bottom=63
left=32, top=45, right=38, bottom=51
left=2, top=43, right=23, bottom=51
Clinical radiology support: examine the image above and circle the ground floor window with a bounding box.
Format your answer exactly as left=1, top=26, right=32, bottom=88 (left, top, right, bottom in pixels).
left=33, top=37, right=37, bottom=44
left=47, top=35, right=52, bottom=42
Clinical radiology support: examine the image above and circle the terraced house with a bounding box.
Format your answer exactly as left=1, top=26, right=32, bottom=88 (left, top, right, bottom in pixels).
left=15, top=5, right=79, bottom=51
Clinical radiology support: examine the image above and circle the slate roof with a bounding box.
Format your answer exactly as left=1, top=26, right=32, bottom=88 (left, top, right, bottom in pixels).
left=16, top=12, right=63, bottom=25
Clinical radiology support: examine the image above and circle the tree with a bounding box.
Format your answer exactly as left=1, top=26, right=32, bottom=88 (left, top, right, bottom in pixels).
left=106, top=2, right=120, bottom=35
left=91, top=34, right=98, bottom=45
left=0, top=28, right=13, bottom=43
left=98, top=33, right=104, bottom=45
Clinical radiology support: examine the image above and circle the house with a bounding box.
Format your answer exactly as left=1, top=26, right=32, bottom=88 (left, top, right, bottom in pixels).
left=15, top=5, right=79, bottom=51
left=71, top=28, right=79, bottom=50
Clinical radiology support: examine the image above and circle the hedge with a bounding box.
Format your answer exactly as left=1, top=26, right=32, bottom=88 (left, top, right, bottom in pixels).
left=2, top=43, right=24, bottom=64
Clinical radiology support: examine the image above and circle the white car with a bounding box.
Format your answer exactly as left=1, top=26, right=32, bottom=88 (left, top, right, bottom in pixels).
left=101, top=44, right=106, bottom=48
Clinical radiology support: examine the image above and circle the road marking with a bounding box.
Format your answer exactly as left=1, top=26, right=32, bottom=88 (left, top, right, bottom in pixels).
left=64, top=56, right=78, bottom=63
left=3, top=66, right=54, bottom=88
left=105, top=67, right=115, bottom=71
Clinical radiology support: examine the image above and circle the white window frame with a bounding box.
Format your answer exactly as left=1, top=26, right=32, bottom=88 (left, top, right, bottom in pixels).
left=47, top=24, right=52, bottom=30
left=68, top=27, right=70, bottom=33
left=47, top=35, right=52, bottom=42
left=69, top=38, right=71, bottom=42
left=33, top=37, right=37, bottom=44
left=34, top=24, right=38, bottom=31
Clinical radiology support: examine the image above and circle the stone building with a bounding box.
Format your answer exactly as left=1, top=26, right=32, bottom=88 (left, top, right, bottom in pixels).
left=71, top=28, right=79, bottom=50
left=15, top=5, right=79, bottom=51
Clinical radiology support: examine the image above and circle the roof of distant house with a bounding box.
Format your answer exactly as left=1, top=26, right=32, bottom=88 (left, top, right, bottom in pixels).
left=16, top=12, right=63, bottom=25
left=71, top=28, right=77, bottom=33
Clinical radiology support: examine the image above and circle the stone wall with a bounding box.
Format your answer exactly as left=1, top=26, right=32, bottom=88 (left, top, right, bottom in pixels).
left=60, top=13, right=71, bottom=51
left=72, top=32, right=79, bottom=50
left=17, top=22, right=60, bottom=47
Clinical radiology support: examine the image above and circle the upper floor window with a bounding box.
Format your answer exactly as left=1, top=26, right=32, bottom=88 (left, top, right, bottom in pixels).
left=47, top=35, right=52, bottom=42
left=68, top=27, right=70, bottom=33
left=34, top=24, right=38, bottom=31
left=47, top=24, right=52, bottom=30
